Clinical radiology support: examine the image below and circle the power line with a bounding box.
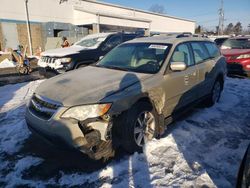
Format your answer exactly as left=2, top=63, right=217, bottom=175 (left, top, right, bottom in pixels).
left=218, top=0, right=225, bottom=35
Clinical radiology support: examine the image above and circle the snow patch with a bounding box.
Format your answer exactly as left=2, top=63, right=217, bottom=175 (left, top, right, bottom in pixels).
left=0, top=58, right=16, bottom=68
left=3, top=156, right=44, bottom=188
left=0, top=120, right=30, bottom=154
left=0, top=77, right=249, bottom=187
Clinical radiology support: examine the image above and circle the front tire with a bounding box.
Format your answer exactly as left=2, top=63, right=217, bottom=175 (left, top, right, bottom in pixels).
left=114, top=102, right=158, bottom=153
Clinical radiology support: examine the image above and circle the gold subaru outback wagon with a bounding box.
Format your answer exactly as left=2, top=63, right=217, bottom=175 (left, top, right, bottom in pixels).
left=25, top=34, right=227, bottom=160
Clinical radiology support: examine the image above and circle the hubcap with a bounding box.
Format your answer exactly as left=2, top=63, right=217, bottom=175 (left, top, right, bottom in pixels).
left=212, top=81, right=221, bottom=103
left=134, top=111, right=156, bottom=147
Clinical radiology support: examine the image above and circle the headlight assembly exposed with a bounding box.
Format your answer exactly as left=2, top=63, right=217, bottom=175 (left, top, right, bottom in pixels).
left=61, top=103, right=112, bottom=121
left=59, top=58, right=72, bottom=63
left=236, top=54, right=250, bottom=59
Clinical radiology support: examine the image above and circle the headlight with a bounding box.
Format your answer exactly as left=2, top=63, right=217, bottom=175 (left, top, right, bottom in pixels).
left=59, top=58, right=72, bottom=63
left=236, top=54, right=250, bottom=59
left=61, top=103, right=112, bottom=121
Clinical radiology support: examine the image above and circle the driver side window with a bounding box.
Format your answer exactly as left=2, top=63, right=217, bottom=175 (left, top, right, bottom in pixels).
left=171, top=43, right=193, bottom=66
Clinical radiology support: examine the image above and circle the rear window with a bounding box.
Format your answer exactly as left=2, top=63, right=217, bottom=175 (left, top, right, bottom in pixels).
left=204, top=42, right=220, bottom=58
left=221, top=38, right=250, bottom=49
left=191, top=42, right=210, bottom=64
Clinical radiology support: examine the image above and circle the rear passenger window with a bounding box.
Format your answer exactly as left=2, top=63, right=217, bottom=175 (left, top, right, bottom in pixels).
left=172, top=43, right=194, bottom=66
left=191, top=42, right=210, bottom=64
left=204, top=42, right=220, bottom=58
left=105, top=36, right=122, bottom=49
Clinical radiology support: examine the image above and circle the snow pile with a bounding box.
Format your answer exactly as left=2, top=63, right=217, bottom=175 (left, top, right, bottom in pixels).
left=0, top=77, right=249, bottom=187
left=3, top=156, right=44, bottom=188
left=0, top=81, right=43, bottom=155
left=0, top=58, right=16, bottom=68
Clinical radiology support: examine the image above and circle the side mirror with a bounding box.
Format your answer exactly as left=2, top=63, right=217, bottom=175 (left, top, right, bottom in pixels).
left=170, top=61, right=187, bottom=71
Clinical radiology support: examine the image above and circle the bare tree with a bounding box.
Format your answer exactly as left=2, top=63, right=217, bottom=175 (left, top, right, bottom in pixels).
left=59, top=0, right=68, bottom=4
left=149, top=4, right=166, bottom=14
left=195, top=25, right=202, bottom=34
left=233, top=22, right=243, bottom=35
left=224, top=23, right=234, bottom=34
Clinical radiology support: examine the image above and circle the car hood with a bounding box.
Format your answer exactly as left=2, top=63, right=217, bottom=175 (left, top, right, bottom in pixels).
left=221, top=49, right=250, bottom=56
left=41, top=46, right=90, bottom=57
left=35, top=66, right=152, bottom=106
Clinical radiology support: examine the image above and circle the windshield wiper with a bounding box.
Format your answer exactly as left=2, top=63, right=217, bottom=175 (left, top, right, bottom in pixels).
left=101, top=65, right=131, bottom=72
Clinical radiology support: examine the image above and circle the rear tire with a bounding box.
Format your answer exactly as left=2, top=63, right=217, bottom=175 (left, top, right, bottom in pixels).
left=114, top=102, right=158, bottom=153
left=206, top=79, right=223, bottom=107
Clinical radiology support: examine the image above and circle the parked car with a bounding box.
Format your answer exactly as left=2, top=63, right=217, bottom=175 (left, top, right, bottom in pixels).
left=237, top=144, right=250, bottom=188
left=25, top=34, right=227, bottom=160
left=38, top=32, right=139, bottom=75
left=220, top=37, right=250, bottom=77
left=214, top=37, right=230, bottom=47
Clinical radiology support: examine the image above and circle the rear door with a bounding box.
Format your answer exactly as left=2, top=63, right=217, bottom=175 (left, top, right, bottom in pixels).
left=191, top=42, right=219, bottom=98
left=163, top=42, right=199, bottom=116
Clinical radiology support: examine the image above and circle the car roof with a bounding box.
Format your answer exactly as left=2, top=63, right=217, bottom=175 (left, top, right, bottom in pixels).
left=83, top=32, right=116, bottom=39
left=231, top=36, right=250, bottom=40
left=125, top=35, right=213, bottom=45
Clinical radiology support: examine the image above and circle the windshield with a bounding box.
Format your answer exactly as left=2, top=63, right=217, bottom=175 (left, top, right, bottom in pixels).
left=221, top=38, right=250, bottom=49
left=74, top=36, right=107, bottom=48
left=97, top=43, right=171, bottom=74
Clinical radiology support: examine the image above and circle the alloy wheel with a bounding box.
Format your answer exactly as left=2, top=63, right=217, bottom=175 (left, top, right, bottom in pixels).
left=133, top=111, right=156, bottom=147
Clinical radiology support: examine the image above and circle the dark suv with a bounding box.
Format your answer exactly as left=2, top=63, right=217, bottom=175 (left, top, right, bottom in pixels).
left=38, top=32, right=138, bottom=74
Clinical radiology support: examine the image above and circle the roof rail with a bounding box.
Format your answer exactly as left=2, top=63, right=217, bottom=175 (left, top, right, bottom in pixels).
left=176, top=32, right=208, bottom=38
left=176, top=32, right=193, bottom=38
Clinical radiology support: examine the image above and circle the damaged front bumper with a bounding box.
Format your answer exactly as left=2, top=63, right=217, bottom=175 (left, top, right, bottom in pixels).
left=25, top=105, right=115, bottom=160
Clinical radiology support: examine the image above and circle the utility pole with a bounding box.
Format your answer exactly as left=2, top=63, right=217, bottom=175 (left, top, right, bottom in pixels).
left=218, top=0, right=225, bottom=36
left=24, top=0, right=33, bottom=55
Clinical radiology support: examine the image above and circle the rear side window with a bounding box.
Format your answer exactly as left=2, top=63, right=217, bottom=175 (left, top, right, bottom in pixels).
left=204, top=42, right=220, bottom=58
left=123, top=35, right=136, bottom=42
left=105, top=35, right=122, bottom=49
left=191, top=42, right=210, bottom=64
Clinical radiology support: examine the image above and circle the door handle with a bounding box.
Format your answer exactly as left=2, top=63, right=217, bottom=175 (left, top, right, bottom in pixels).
left=188, top=71, right=196, bottom=76
left=184, top=75, right=189, bottom=81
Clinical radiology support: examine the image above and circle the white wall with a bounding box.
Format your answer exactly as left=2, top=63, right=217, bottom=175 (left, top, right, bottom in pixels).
left=0, top=0, right=74, bottom=23
left=0, top=0, right=195, bottom=33
left=73, top=0, right=195, bottom=33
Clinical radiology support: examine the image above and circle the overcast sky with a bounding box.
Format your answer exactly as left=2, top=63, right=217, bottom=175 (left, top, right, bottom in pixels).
left=102, top=0, right=250, bottom=30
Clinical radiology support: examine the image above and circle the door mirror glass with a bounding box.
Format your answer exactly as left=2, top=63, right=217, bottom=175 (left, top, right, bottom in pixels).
left=170, top=51, right=187, bottom=71
left=170, top=61, right=187, bottom=71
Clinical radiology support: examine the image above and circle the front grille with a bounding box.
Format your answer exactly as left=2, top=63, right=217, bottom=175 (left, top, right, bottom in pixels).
left=41, top=56, right=57, bottom=64
left=29, top=94, right=61, bottom=120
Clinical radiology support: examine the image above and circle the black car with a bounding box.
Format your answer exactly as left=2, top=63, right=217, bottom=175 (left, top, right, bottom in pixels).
left=214, top=37, right=230, bottom=47
left=38, top=32, right=139, bottom=75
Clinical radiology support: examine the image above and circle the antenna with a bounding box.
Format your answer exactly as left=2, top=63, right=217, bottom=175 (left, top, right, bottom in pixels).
left=218, top=0, right=225, bottom=35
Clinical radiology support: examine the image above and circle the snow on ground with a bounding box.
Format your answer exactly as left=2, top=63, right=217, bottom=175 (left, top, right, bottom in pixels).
left=0, top=59, right=16, bottom=68
left=0, top=77, right=249, bottom=187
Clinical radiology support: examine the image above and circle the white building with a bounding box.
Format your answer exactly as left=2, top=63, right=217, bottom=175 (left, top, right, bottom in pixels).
left=0, top=0, right=195, bottom=52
